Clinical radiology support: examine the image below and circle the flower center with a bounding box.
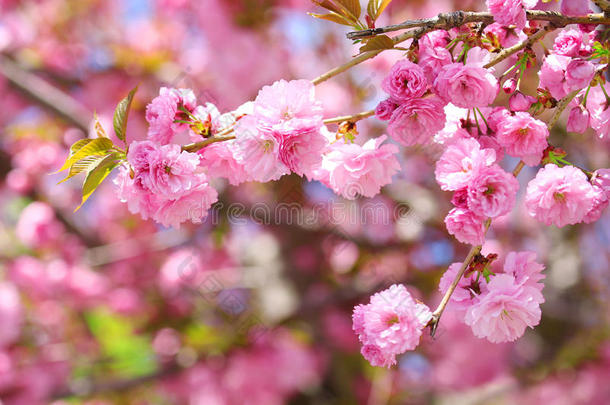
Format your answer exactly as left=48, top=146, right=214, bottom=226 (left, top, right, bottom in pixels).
left=262, top=140, right=274, bottom=152
left=553, top=192, right=566, bottom=203
left=164, top=165, right=172, bottom=174
left=518, top=128, right=529, bottom=136
left=386, top=314, right=400, bottom=326
left=484, top=186, right=495, bottom=195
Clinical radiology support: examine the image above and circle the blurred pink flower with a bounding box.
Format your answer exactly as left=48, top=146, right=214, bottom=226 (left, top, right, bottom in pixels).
left=15, top=202, right=63, bottom=248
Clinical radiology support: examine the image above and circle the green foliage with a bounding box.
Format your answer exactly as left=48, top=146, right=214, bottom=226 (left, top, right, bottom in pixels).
left=56, top=88, right=138, bottom=211
left=358, top=34, right=394, bottom=53
left=366, top=0, right=392, bottom=23
left=76, top=153, right=121, bottom=211
left=113, top=86, right=138, bottom=143
left=590, top=41, right=610, bottom=60
left=309, top=0, right=365, bottom=29
left=85, top=308, right=157, bottom=378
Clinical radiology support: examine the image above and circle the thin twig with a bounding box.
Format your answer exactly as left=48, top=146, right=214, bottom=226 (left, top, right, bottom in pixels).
left=428, top=91, right=578, bottom=333
left=323, top=109, right=375, bottom=124
left=484, top=27, right=551, bottom=69
left=347, top=11, right=610, bottom=40
left=312, top=27, right=424, bottom=85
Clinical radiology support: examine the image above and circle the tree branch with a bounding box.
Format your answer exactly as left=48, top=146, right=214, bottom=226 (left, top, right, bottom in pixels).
left=347, top=11, right=610, bottom=40
left=428, top=89, right=578, bottom=333
left=0, top=54, right=91, bottom=132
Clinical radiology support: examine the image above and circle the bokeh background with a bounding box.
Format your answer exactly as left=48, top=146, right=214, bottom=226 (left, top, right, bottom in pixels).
left=0, top=0, right=609, bottom=404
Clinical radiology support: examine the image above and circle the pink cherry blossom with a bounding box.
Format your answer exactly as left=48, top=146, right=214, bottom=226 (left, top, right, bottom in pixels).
left=153, top=182, right=218, bottom=228
left=503, top=251, right=545, bottom=291
left=583, top=186, right=609, bottom=224
left=275, top=126, right=327, bottom=178
left=525, top=164, right=597, bottom=227
left=496, top=111, right=549, bottom=166
left=509, top=91, right=536, bottom=112
left=566, top=105, right=590, bottom=133
left=253, top=79, right=323, bottom=130
left=539, top=54, right=571, bottom=100
left=233, top=116, right=289, bottom=183
left=146, top=87, right=197, bottom=144
left=387, top=96, right=446, bottom=146
left=375, top=99, right=398, bottom=121
left=553, top=29, right=583, bottom=57
left=586, top=84, right=610, bottom=139
left=566, top=59, right=595, bottom=92
left=115, top=141, right=218, bottom=227
left=381, top=60, right=428, bottom=102
left=435, top=138, right=497, bottom=191
left=439, top=262, right=487, bottom=317
left=137, top=143, right=202, bottom=199
left=434, top=63, right=499, bottom=108
left=467, top=164, right=519, bottom=218
left=465, top=273, right=544, bottom=343
left=560, top=0, right=592, bottom=16
left=352, top=284, right=432, bottom=367
left=315, top=135, right=400, bottom=199
left=487, top=0, right=537, bottom=30
left=198, top=141, right=249, bottom=185
left=419, top=46, right=453, bottom=85
left=445, top=207, right=487, bottom=245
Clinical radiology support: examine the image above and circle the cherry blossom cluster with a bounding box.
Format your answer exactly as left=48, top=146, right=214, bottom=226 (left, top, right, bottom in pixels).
left=351, top=0, right=610, bottom=367
left=115, top=81, right=401, bottom=226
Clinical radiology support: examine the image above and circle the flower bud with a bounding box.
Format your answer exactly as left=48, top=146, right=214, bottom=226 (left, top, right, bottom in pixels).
left=566, top=105, right=590, bottom=134
left=502, top=78, right=517, bottom=94
left=509, top=91, right=536, bottom=112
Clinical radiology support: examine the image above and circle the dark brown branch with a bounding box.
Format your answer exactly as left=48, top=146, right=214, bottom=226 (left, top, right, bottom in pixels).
left=347, top=11, right=610, bottom=40
left=0, top=54, right=91, bottom=132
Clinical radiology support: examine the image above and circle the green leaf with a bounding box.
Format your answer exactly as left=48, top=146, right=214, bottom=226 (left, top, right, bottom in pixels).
left=85, top=308, right=157, bottom=378
left=113, top=86, right=138, bottom=144
left=311, top=0, right=343, bottom=15
left=75, top=154, right=119, bottom=211
left=336, top=0, right=361, bottom=20
left=58, top=154, right=110, bottom=184
left=368, top=0, right=392, bottom=21
left=358, top=34, right=394, bottom=53
left=309, top=12, right=352, bottom=26
left=55, top=137, right=113, bottom=174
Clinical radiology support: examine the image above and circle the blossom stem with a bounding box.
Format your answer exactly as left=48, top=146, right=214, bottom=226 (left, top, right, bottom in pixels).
left=430, top=155, right=527, bottom=334
left=323, top=109, right=376, bottom=125
left=475, top=107, right=490, bottom=130
left=548, top=90, right=580, bottom=130
left=181, top=134, right=236, bottom=152
left=346, top=12, right=610, bottom=40
left=599, top=82, right=610, bottom=104
left=484, top=27, right=550, bottom=69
